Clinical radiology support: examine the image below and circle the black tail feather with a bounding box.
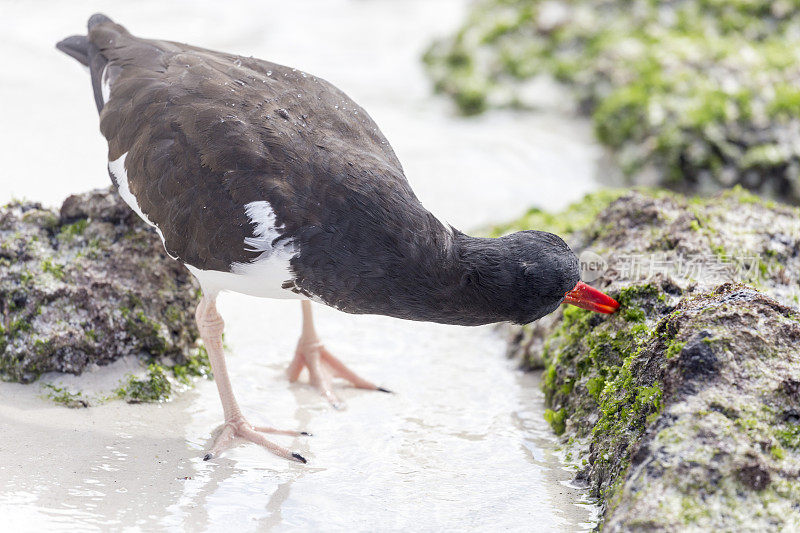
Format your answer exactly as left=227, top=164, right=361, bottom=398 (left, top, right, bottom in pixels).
left=56, top=35, right=90, bottom=66
left=56, top=14, right=115, bottom=113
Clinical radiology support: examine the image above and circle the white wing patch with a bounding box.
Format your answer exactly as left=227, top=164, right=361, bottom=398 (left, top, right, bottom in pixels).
left=109, top=158, right=305, bottom=300
left=108, top=152, right=176, bottom=259
left=242, top=201, right=281, bottom=253
left=101, top=64, right=111, bottom=103
left=184, top=200, right=305, bottom=300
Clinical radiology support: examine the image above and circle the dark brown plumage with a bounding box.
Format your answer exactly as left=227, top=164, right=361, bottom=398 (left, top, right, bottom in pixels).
left=89, top=17, right=410, bottom=271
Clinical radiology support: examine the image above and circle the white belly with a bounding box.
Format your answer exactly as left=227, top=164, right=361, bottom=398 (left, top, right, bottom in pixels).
left=184, top=260, right=306, bottom=300
left=109, top=153, right=305, bottom=301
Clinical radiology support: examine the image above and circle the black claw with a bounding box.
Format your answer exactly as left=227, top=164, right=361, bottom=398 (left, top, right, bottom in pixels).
left=376, top=387, right=394, bottom=394
left=300, top=431, right=313, bottom=437
left=292, top=452, right=308, bottom=464
left=332, top=402, right=344, bottom=410
left=203, top=453, right=213, bottom=461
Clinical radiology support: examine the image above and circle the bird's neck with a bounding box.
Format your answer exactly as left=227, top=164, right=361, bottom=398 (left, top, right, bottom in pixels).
left=294, top=209, right=521, bottom=325
left=429, top=230, right=522, bottom=325
left=367, top=227, right=518, bottom=326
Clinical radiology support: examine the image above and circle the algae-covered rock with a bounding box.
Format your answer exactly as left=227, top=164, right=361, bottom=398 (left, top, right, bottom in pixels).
left=500, top=189, right=800, bottom=530
left=0, top=187, right=201, bottom=384
left=424, top=0, right=800, bottom=202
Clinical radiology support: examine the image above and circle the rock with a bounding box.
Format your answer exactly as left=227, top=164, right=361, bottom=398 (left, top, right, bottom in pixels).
left=424, top=0, right=800, bottom=202
left=0, top=187, right=201, bottom=384
left=500, top=188, right=800, bottom=530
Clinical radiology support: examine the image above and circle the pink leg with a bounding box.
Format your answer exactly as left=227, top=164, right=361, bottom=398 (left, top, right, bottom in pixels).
left=287, top=301, right=391, bottom=409
left=196, top=295, right=309, bottom=462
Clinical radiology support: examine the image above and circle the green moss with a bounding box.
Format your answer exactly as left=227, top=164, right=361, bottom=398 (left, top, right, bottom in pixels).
left=776, top=424, right=800, bottom=450
left=21, top=210, right=59, bottom=229
left=617, top=285, right=658, bottom=305
left=622, top=307, right=646, bottom=323
left=42, top=383, right=88, bottom=408
left=767, top=85, right=800, bottom=120
left=538, top=282, right=670, bottom=503
left=616, top=286, right=665, bottom=323
left=171, top=345, right=212, bottom=384
left=164, top=304, right=183, bottom=325
left=18, top=269, right=33, bottom=284
left=770, top=445, right=786, bottom=461
left=121, top=304, right=169, bottom=356
left=33, top=338, right=52, bottom=356
left=666, top=341, right=687, bottom=359
left=680, top=495, right=713, bottom=523
left=720, top=185, right=777, bottom=209
left=57, top=219, right=88, bottom=241
left=544, top=408, right=567, bottom=435
left=543, top=363, right=557, bottom=390
left=113, top=347, right=210, bottom=402
left=8, top=317, right=31, bottom=336
left=586, top=376, right=605, bottom=401
left=592, top=364, right=662, bottom=443
left=424, top=0, right=800, bottom=200
left=116, top=363, right=172, bottom=403
left=41, top=258, right=65, bottom=280
left=488, top=189, right=627, bottom=237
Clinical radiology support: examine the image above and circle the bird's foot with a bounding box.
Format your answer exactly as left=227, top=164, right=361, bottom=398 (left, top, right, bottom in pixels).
left=287, top=339, right=391, bottom=409
left=203, top=416, right=310, bottom=463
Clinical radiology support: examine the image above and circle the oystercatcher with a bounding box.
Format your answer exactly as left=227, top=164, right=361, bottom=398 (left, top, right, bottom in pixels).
left=57, top=14, right=619, bottom=463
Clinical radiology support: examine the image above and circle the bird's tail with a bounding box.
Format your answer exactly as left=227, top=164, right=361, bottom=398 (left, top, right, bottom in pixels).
left=55, top=13, right=113, bottom=112
left=55, top=35, right=90, bottom=66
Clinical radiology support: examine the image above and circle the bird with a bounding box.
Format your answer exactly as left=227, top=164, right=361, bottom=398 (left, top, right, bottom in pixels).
left=56, top=14, right=619, bottom=464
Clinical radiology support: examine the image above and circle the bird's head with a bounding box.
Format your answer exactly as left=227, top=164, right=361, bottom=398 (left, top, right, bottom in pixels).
left=455, top=230, right=619, bottom=324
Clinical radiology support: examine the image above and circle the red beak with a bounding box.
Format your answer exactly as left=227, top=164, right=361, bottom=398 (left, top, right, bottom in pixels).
left=563, top=281, right=619, bottom=314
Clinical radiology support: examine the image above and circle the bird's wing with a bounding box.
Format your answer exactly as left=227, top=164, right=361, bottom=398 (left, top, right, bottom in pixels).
left=88, top=20, right=412, bottom=271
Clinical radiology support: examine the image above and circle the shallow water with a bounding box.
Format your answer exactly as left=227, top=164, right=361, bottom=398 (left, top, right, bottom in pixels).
left=0, top=0, right=608, bottom=530
left=1, top=307, right=599, bottom=531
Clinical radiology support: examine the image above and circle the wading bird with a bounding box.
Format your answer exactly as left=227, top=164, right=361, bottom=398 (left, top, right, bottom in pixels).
left=57, top=14, right=619, bottom=463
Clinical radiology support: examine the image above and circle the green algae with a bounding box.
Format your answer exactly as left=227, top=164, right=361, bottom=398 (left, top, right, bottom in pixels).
left=115, top=362, right=172, bottom=403
left=114, top=346, right=212, bottom=403
left=121, top=306, right=169, bottom=356
left=1, top=188, right=202, bottom=386
left=42, top=383, right=89, bottom=408
left=57, top=219, right=88, bottom=241
left=540, top=283, right=668, bottom=502
left=171, top=345, right=212, bottom=385
left=424, top=0, right=800, bottom=201
left=544, top=407, right=567, bottom=435
left=537, top=281, right=800, bottom=528
left=500, top=187, right=800, bottom=528
left=776, top=424, right=800, bottom=451
left=488, top=189, right=627, bottom=237
left=37, top=345, right=211, bottom=407
left=40, top=258, right=65, bottom=280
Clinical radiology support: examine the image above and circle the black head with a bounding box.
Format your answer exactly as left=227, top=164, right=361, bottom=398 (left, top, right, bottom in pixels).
left=506, top=230, right=581, bottom=323
left=455, top=230, right=580, bottom=325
